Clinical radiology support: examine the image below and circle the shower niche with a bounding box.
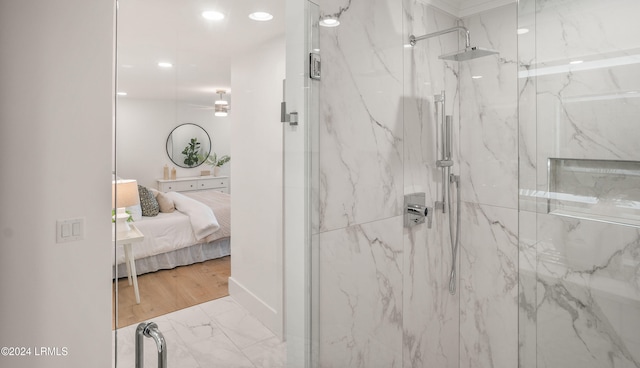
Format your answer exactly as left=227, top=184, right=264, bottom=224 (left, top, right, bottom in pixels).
left=547, top=158, right=640, bottom=227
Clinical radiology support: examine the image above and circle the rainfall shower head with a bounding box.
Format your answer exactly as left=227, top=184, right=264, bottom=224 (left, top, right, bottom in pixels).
left=409, top=25, right=500, bottom=62
left=439, top=46, right=499, bottom=61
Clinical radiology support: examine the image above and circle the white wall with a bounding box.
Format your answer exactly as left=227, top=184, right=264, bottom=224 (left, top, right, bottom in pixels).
left=229, top=36, right=285, bottom=338
left=117, top=99, right=231, bottom=188
left=0, top=1, right=113, bottom=368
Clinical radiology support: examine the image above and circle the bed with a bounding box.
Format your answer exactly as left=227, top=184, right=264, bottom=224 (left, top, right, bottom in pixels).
left=113, top=189, right=231, bottom=278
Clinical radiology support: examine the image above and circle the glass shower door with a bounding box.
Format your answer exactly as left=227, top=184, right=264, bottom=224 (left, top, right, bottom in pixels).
left=518, top=0, right=640, bottom=367
left=283, top=1, right=320, bottom=367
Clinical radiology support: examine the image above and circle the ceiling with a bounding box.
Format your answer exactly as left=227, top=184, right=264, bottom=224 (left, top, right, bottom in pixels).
left=116, top=0, right=513, bottom=105
left=424, top=0, right=515, bottom=17
left=117, top=0, right=285, bottom=105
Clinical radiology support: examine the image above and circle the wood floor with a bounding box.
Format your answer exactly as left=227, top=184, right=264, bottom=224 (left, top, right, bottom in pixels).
left=113, top=256, right=231, bottom=329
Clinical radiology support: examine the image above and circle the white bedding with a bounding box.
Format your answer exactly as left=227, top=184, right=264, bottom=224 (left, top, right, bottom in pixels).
left=164, top=191, right=220, bottom=240
left=113, top=190, right=230, bottom=266
left=114, top=211, right=201, bottom=265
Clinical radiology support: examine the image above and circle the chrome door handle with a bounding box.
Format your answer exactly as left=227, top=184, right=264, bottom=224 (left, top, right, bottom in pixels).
left=136, top=322, right=167, bottom=368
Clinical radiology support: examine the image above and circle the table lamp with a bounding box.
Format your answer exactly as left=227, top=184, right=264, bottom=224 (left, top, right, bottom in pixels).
left=112, top=179, right=139, bottom=234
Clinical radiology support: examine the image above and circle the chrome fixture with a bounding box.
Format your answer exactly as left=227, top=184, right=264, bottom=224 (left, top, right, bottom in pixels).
left=405, top=192, right=433, bottom=228
left=280, top=79, right=299, bottom=126
left=409, top=25, right=499, bottom=61
left=433, top=91, right=461, bottom=295
left=136, top=322, right=167, bottom=368
left=434, top=91, right=450, bottom=213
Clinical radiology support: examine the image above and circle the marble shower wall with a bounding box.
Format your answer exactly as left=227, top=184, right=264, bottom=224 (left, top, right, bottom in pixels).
left=518, top=0, right=640, bottom=367
left=317, top=0, right=404, bottom=234
left=316, top=0, right=521, bottom=366
left=402, top=2, right=459, bottom=367
left=459, top=5, right=519, bottom=368
left=317, top=0, right=405, bottom=366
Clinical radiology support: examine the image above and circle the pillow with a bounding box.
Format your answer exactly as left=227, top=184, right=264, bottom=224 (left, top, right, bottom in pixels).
left=138, top=185, right=159, bottom=216
left=126, top=204, right=143, bottom=221
left=156, top=192, right=175, bottom=213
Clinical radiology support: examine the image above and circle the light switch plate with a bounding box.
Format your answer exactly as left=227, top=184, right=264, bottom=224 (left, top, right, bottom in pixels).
left=56, top=218, right=84, bottom=243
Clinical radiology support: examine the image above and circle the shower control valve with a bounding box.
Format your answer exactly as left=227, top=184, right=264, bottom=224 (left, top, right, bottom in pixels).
left=404, top=193, right=432, bottom=229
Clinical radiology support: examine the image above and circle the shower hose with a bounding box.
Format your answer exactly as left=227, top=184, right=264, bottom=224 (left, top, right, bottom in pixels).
left=448, top=174, right=461, bottom=295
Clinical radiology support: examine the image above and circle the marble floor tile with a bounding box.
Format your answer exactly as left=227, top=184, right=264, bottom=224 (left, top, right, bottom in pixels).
left=242, top=336, right=287, bottom=368
left=113, top=296, right=286, bottom=368
left=211, top=303, right=278, bottom=350
left=189, top=333, right=257, bottom=368
left=164, top=305, right=225, bottom=345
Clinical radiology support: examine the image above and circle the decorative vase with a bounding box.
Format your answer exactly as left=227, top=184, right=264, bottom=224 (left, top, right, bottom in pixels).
left=214, top=166, right=221, bottom=177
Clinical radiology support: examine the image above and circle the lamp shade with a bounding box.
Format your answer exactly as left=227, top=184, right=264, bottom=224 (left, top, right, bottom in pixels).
left=112, top=179, right=140, bottom=208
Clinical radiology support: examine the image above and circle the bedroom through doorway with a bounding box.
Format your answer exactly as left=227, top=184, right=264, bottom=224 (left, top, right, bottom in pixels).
left=113, top=0, right=286, bottom=338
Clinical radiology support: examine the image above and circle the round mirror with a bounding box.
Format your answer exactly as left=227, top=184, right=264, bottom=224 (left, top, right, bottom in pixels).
left=166, top=123, right=211, bottom=168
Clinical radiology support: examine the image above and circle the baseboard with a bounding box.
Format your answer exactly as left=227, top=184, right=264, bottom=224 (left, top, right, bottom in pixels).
left=228, top=276, right=283, bottom=339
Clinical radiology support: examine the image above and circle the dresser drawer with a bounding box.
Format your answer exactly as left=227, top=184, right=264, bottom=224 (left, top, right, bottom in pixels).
left=158, top=176, right=228, bottom=193
left=159, top=180, right=197, bottom=192
left=198, top=178, right=228, bottom=190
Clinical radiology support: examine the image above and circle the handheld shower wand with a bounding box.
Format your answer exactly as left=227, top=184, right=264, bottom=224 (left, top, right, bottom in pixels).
left=434, top=91, right=461, bottom=296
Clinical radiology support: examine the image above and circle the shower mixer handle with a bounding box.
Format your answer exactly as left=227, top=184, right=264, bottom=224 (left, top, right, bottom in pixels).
left=407, top=204, right=429, bottom=217
left=404, top=193, right=432, bottom=228
left=436, top=160, right=453, bottom=167
left=407, top=204, right=433, bottom=228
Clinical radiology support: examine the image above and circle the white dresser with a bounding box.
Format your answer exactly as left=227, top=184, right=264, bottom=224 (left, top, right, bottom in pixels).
left=157, top=176, right=229, bottom=193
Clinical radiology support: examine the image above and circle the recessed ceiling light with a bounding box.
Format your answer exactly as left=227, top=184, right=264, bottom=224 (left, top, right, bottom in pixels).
left=202, top=11, right=224, bottom=21
left=249, top=12, right=273, bottom=21
left=117, top=92, right=127, bottom=96
left=569, top=60, right=583, bottom=65
left=471, top=75, right=483, bottom=79
left=517, top=28, right=529, bottom=35
left=158, top=62, right=173, bottom=68
left=319, top=17, right=340, bottom=27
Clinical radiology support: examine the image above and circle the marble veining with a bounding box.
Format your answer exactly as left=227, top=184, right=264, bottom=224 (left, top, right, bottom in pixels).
left=402, top=1, right=461, bottom=367
left=460, top=202, right=519, bottom=368
left=318, top=0, right=404, bottom=232
left=519, top=0, right=640, bottom=366
left=113, top=296, right=286, bottom=368
left=525, top=214, right=640, bottom=368
left=459, top=4, right=518, bottom=210
left=319, top=216, right=404, bottom=367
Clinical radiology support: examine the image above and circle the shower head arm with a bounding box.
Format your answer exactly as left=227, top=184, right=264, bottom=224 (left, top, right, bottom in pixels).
left=409, top=25, right=470, bottom=48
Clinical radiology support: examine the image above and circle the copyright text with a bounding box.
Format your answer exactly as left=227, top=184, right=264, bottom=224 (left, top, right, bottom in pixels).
left=1, top=346, right=69, bottom=357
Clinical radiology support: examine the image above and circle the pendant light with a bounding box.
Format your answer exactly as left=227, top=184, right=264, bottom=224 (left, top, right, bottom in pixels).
left=214, top=90, right=229, bottom=117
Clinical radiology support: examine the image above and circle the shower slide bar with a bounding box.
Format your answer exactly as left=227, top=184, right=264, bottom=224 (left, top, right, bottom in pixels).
left=136, top=322, right=167, bottom=368
left=433, top=90, right=462, bottom=295
left=434, top=91, right=452, bottom=213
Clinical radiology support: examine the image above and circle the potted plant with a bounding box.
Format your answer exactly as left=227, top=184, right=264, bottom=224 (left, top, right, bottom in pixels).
left=205, top=153, right=230, bottom=176
left=182, top=137, right=201, bottom=167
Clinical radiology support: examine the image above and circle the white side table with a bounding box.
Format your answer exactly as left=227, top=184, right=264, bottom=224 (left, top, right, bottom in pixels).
left=113, top=224, right=145, bottom=304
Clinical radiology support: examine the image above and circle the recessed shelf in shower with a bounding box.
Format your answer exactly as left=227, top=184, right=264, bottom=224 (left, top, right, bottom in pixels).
left=547, top=158, right=640, bottom=228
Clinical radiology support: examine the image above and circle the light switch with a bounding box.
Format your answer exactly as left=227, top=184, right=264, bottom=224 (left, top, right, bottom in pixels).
left=57, top=218, right=85, bottom=243
left=72, top=222, right=81, bottom=236
left=61, top=223, right=71, bottom=237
